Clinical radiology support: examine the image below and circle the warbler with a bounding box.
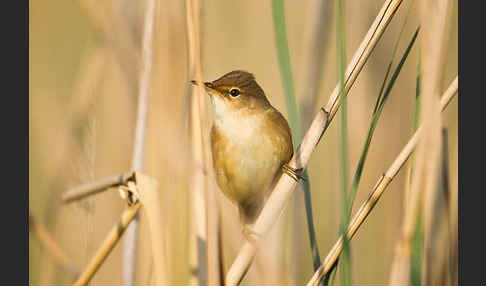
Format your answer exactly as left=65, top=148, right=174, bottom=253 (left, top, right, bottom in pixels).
left=191, top=70, right=299, bottom=226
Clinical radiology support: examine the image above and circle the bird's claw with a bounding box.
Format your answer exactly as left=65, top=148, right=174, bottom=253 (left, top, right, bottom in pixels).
left=282, top=164, right=305, bottom=182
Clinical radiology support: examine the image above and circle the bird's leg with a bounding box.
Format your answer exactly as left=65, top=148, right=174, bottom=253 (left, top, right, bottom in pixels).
left=282, top=163, right=305, bottom=182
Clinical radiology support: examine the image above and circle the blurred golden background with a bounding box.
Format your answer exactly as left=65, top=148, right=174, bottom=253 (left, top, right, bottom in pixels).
left=29, top=0, right=457, bottom=285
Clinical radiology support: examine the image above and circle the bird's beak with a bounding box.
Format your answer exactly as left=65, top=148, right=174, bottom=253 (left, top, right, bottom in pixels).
left=190, top=80, right=215, bottom=91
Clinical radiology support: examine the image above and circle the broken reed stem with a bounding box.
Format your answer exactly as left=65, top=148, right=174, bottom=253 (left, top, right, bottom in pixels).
left=73, top=202, right=142, bottom=286
left=122, top=0, right=156, bottom=284
left=225, top=1, right=403, bottom=285
left=61, top=173, right=133, bottom=203
left=135, top=172, right=167, bottom=286
left=306, top=76, right=458, bottom=286
left=29, top=210, right=80, bottom=278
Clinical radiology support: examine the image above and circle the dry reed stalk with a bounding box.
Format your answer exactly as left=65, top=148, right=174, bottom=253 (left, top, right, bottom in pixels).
left=185, top=1, right=207, bottom=285
left=122, top=0, right=156, bottom=285
left=29, top=210, right=80, bottom=278
left=206, top=176, right=222, bottom=286
left=135, top=172, right=168, bottom=286
left=72, top=202, right=142, bottom=286
left=225, top=1, right=403, bottom=284
left=388, top=132, right=454, bottom=286
left=306, top=76, right=458, bottom=286
left=61, top=172, right=133, bottom=203
left=255, top=221, right=293, bottom=285
left=185, top=0, right=220, bottom=284
left=388, top=94, right=456, bottom=286
left=402, top=149, right=413, bottom=209
left=417, top=1, right=454, bottom=285
left=428, top=129, right=454, bottom=285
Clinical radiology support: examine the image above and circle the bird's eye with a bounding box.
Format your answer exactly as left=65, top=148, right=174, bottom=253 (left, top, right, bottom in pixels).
left=229, top=88, right=240, bottom=97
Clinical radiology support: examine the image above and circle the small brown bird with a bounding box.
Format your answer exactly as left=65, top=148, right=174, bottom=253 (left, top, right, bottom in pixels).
left=192, top=70, right=298, bottom=227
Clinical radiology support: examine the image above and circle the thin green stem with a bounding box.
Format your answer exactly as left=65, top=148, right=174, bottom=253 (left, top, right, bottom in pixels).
left=272, top=0, right=322, bottom=278
left=336, top=0, right=350, bottom=284
left=347, top=27, right=420, bottom=206
left=410, top=55, right=422, bottom=286
left=272, top=0, right=301, bottom=143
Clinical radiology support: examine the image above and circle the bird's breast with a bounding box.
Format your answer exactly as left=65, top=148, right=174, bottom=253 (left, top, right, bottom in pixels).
left=210, top=110, right=287, bottom=205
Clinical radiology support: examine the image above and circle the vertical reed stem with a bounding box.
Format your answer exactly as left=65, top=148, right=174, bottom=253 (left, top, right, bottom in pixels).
left=122, top=0, right=156, bottom=285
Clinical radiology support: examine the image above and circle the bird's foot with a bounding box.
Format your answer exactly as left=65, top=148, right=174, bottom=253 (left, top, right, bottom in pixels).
left=282, top=163, right=305, bottom=182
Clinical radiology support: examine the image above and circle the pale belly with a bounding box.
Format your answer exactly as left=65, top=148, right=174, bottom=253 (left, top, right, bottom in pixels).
left=211, top=114, right=284, bottom=206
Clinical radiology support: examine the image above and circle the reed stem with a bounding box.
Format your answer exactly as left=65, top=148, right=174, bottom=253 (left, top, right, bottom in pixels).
left=305, top=76, right=458, bottom=286
left=121, top=0, right=156, bottom=284
left=61, top=173, right=133, bottom=203
left=73, top=203, right=142, bottom=286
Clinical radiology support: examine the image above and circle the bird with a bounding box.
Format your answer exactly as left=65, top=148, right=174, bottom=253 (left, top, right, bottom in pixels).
left=191, top=70, right=300, bottom=232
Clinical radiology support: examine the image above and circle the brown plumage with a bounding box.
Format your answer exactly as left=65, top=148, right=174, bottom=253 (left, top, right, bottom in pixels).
left=195, top=70, right=293, bottom=225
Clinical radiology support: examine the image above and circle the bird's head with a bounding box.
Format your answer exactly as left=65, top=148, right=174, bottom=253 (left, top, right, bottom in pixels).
left=191, top=70, right=271, bottom=117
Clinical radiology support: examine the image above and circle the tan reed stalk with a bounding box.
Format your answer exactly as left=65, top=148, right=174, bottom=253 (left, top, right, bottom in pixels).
left=185, top=0, right=222, bottom=284
left=72, top=202, right=142, bottom=286
left=388, top=133, right=451, bottom=286
left=29, top=210, right=80, bottom=278
left=255, top=222, right=293, bottom=285
left=185, top=1, right=207, bottom=286
left=388, top=75, right=458, bottom=285
left=306, top=76, right=458, bottom=286
left=417, top=1, right=454, bottom=285
left=206, top=181, right=222, bottom=286
left=427, top=129, right=454, bottom=285
left=135, top=172, right=168, bottom=286
left=388, top=157, right=418, bottom=286
left=122, top=0, right=156, bottom=285
left=402, top=146, right=413, bottom=209
left=61, top=172, right=134, bottom=203
left=388, top=90, right=456, bottom=286
left=206, top=169, right=222, bottom=286
left=225, top=1, right=403, bottom=284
